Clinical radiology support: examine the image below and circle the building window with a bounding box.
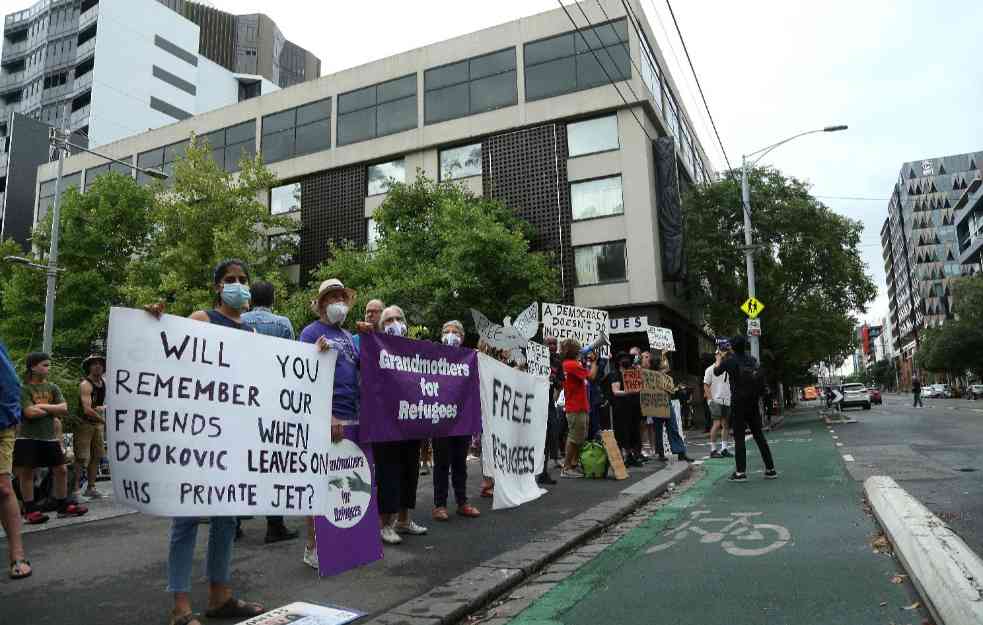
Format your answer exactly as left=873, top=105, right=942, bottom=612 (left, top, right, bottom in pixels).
left=574, top=240, right=627, bottom=286
left=439, top=143, right=482, bottom=181
left=524, top=18, right=629, bottom=102
left=270, top=182, right=301, bottom=215
left=337, top=75, right=417, bottom=146
left=571, top=176, right=623, bottom=221
left=367, top=218, right=380, bottom=251
left=261, top=98, right=331, bottom=164
left=83, top=159, right=133, bottom=190
left=201, top=120, right=257, bottom=173
left=37, top=173, right=81, bottom=221
left=567, top=115, right=619, bottom=157
left=424, top=48, right=517, bottom=125
left=367, top=158, right=405, bottom=196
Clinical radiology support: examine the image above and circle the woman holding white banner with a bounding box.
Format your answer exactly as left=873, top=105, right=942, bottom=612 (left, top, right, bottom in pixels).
left=147, top=259, right=266, bottom=625
left=431, top=320, right=481, bottom=522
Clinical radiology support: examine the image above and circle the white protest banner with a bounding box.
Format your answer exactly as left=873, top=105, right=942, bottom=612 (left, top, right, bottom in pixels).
left=525, top=341, right=550, bottom=379
left=541, top=303, right=609, bottom=358
left=471, top=303, right=538, bottom=365
left=105, top=307, right=337, bottom=516
left=647, top=326, right=676, bottom=352
left=608, top=315, right=648, bottom=335
left=237, top=602, right=364, bottom=625
left=478, top=353, right=549, bottom=510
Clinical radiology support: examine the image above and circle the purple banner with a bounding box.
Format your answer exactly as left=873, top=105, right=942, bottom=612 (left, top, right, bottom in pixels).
left=358, top=333, right=481, bottom=443
left=315, top=425, right=383, bottom=577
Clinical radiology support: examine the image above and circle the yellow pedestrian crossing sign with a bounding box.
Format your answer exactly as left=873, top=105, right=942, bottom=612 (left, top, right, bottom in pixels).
left=741, top=297, right=765, bottom=319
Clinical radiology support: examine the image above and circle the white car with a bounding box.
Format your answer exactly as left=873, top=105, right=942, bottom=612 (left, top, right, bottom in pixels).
left=922, top=385, right=944, bottom=399
left=841, top=383, right=871, bottom=410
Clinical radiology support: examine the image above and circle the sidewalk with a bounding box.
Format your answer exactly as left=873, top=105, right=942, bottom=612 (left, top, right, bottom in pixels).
left=487, top=409, right=932, bottom=625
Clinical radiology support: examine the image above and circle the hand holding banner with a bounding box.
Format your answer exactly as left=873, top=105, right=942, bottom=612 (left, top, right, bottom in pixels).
left=105, top=307, right=336, bottom=517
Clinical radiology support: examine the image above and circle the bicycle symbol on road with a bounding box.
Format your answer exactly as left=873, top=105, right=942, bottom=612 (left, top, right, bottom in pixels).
left=647, top=510, right=791, bottom=557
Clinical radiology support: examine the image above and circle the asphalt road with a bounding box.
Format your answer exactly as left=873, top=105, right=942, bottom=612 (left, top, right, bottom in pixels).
left=0, top=453, right=674, bottom=625
left=824, top=392, right=983, bottom=555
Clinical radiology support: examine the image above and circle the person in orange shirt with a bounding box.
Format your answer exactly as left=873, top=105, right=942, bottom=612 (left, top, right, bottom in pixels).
left=559, top=339, right=598, bottom=478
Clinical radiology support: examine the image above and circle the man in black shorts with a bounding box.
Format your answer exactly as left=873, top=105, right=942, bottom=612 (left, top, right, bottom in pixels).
left=14, top=353, right=87, bottom=523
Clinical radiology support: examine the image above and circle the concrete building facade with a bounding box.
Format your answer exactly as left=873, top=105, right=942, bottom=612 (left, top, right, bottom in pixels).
left=0, top=0, right=316, bottom=246
left=33, top=0, right=717, bottom=375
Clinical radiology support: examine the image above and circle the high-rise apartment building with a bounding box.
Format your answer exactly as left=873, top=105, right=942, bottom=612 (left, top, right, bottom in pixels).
left=1, top=0, right=319, bottom=247
left=33, top=0, right=717, bottom=376
left=880, top=150, right=983, bottom=384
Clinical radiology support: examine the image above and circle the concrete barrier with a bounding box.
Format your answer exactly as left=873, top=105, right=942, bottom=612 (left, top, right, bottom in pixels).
left=865, top=475, right=983, bottom=625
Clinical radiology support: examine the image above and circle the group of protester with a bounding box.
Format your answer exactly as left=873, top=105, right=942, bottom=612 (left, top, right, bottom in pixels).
left=0, top=257, right=777, bottom=625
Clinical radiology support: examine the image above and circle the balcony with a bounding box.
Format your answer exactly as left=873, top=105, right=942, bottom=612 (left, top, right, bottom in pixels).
left=70, top=104, right=90, bottom=129
left=0, top=71, right=27, bottom=92
left=4, top=9, right=31, bottom=33
left=1, top=38, right=32, bottom=61
left=73, top=71, right=92, bottom=93
left=76, top=37, right=96, bottom=62
left=79, top=3, right=99, bottom=31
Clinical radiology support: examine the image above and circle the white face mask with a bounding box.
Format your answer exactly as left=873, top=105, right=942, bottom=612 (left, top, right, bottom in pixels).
left=384, top=321, right=407, bottom=337
left=442, top=333, right=462, bottom=347
left=325, top=302, right=349, bottom=325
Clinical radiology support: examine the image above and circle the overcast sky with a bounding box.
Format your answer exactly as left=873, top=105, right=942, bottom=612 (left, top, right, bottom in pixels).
left=207, top=0, right=981, bottom=327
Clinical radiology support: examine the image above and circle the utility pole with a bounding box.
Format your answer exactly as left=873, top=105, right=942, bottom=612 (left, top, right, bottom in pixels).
left=41, top=111, right=69, bottom=354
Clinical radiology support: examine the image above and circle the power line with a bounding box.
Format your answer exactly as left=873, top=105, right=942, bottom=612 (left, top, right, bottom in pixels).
left=662, top=0, right=731, bottom=172
left=555, top=1, right=655, bottom=144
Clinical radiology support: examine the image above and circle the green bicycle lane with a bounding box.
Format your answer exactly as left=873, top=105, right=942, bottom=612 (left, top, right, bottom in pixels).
left=506, top=420, right=927, bottom=625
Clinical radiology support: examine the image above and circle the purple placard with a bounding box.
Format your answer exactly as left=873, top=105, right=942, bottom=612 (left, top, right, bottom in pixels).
left=314, top=425, right=383, bottom=577
left=358, top=333, right=481, bottom=443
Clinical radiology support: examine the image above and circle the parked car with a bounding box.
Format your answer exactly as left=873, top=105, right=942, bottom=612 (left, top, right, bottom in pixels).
left=868, top=387, right=883, bottom=405
left=968, top=384, right=983, bottom=400
left=841, top=383, right=871, bottom=410
left=922, top=385, right=944, bottom=399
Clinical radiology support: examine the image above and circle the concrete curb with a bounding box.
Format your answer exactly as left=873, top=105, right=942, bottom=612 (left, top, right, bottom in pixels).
left=864, top=475, right=983, bottom=625
left=360, top=462, right=692, bottom=625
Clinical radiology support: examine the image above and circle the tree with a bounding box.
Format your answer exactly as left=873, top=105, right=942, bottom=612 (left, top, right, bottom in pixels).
left=916, top=274, right=983, bottom=379
left=297, top=175, right=560, bottom=339
left=0, top=174, right=154, bottom=356
left=124, top=140, right=296, bottom=316
left=683, top=166, right=876, bottom=386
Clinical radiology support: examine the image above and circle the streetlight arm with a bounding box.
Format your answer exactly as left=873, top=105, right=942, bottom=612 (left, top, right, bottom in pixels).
left=744, top=129, right=825, bottom=168
left=63, top=141, right=168, bottom=179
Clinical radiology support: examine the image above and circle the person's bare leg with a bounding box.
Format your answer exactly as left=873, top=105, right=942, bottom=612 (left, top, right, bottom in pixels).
left=563, top=441, right=579, bottom=470
left=207, top=582, right=232, bottom=610
left=709, top=420, right=719, bottom=450
left=172, top=592, right=193, bottom=622
left=87, top=459, right=99, bottom=491
left=74, top=460, right=86, bottom=495
left=51, top=464, right=68, bottom=499
left=16, top=467, right=33, bottom=505
left=306, top=516, right=315, bottom=549
left=0, top=475, right=27, bottom=574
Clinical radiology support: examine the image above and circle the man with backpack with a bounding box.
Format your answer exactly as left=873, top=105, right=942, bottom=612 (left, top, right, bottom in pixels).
left=713, top=336, right=777, bottom=482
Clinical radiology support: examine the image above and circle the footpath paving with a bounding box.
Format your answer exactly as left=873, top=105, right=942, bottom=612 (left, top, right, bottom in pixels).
left=483, top=410, right=933, bottom=625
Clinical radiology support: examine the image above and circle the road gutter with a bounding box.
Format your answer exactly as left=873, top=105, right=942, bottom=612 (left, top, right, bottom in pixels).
left=359, top=462, right=692, bottom=625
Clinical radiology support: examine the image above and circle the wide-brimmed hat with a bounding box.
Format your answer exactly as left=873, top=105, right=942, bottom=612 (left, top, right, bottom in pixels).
left=82, top=353, right=106, bottom=373
left=314, top=278, right=356, bottom=307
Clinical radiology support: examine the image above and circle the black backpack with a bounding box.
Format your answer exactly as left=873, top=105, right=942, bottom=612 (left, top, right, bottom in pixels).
left=734, top=357, right=766, bottom=403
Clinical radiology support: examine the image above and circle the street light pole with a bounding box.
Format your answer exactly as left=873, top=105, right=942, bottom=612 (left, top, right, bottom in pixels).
left=740, top=125, right=849, bottom=362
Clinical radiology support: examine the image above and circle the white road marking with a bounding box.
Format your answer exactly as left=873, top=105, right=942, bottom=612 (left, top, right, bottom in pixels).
left=832, top=435, right=839, bottom=439
left=842, top=454, right=855, bottom=462
left=836, top=442, right=843, bottom=447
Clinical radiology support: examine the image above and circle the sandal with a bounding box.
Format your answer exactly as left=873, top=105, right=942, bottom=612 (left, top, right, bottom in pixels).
left=204, top=597, right=265, bottom=619
left=169, top=613, right=201, bottom=625
left=480, top=485, right=494, bottom=498
left=9, top=559, right=32, bottom=580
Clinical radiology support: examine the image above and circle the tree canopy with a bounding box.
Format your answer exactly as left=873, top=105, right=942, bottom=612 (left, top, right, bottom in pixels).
left=917, top=274, right=983, bottom=378
left=683, top=166, right=876, bottom=385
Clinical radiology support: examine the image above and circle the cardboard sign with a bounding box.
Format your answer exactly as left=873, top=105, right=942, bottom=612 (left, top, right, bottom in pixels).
left=358, top=333, right=481, bottom=443
left=525, top=341, right=551, bottom=379
left=105, top=307, right=336, bottom=516
left=478, top=354, right=549, bottom=510
left=600, top=430, right=628, bottom=480
left=640, top=369, right=673, bottom=418
left=647, top=326, right=676, bottom=352
left=542, top=303, right=610, bottom=358
left=314, top=425, right=383, bottom=577
left=622, top=369, right=643, bottom=393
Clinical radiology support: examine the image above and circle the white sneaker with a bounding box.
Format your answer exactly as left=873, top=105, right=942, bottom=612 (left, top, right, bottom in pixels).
left=303, top=544, right=318, bottom=569
left=83, top=488, right=104, bottom=499
left=394, top=520, right=428, bottom=535
left=381, top=526, right=403, bottom=545
left=561, top=468, right=584, bottom=479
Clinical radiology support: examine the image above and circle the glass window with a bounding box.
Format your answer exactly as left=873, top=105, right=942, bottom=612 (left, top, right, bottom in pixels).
left=567, top=115, right=619, bottom=157
left=338, top=76, right=417, bottom=145
left=574, top=240, right=627, bottom=286
left=84, top=163, right=109, bottom=188
left=571, top=176, right=623, bottom=220
left=270, top=182, right=301, bottom=215
left=367, top=218, right=380, bottom=252
left=263, top=108, right=295, bottom=134
left=262, top=98, right=331, bottom=162
left=295, top=118, right=331, bottom=156
left=524, top=19, right=630, bottom=102
left=440, top=143, right=482, bottom=181
left=367, top=159, right=405, bottom=196
left=424, top=48, right=517, bottom=124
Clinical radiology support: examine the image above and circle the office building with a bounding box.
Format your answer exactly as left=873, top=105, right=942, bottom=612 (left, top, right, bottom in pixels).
left=880, top=150, right=983, bottom=385
left=33, top=0, right=717, bottom=375
left=1, top=0, right=319, bottom=246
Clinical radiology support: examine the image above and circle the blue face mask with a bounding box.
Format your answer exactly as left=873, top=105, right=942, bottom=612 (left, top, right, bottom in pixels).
left=220, top=283, right=250, bottom=310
